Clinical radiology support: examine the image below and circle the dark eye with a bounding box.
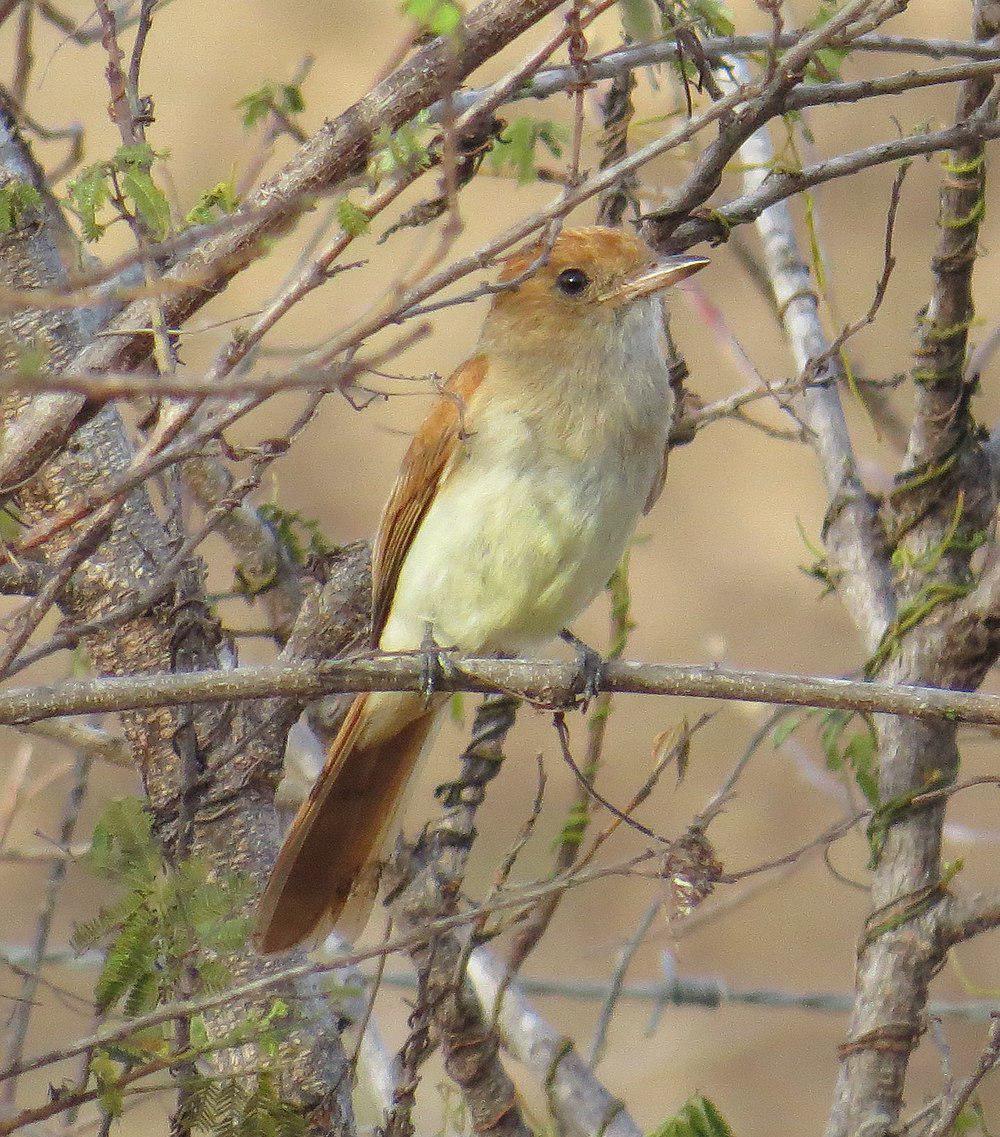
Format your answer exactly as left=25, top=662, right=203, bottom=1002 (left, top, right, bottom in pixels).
left=556, top=268, right=590, bottom=297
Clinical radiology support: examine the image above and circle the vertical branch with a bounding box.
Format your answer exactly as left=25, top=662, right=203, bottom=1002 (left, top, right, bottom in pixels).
left=907, top=0, right=1000, bottom=471
left=826, top=9, right=1000, bottom=1136
left=385, top=695, right=533, bottom=1137
left=1, top=751, right=91, bottom=1104
left=725, top=58, right=896, bottom=653
left=0, top=100, right=356, bottom=1136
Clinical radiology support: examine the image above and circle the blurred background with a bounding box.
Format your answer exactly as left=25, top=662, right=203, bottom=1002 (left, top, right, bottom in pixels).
left=2, top=0, right=999, bottom=1132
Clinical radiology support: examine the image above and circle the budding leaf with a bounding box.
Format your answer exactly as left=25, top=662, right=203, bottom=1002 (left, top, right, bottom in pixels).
left=686, top=0, right=735, bottom=36
left=618, top=0, right=657, bottom=41
left=237, top=80, right=306, bottom=128
left=489, top=116, right=565, bottom=184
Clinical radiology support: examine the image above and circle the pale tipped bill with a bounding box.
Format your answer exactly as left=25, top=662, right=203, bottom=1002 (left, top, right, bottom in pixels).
left=597, top=254, right=710, bottom=305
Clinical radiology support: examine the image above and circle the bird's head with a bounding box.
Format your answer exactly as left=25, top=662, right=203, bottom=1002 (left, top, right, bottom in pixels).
left=484, top=226, right=708, bottom=352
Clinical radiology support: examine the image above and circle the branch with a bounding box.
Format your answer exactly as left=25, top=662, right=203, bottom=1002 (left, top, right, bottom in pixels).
left=664, top=116, right=1000, bottom=254
left=0, top=654, right=998, bottom=726
left=384, top=695, right=533, bottom=1137
left=451, top=49, right=1000, bottom=117
left=905, top=2, right=1000, bottom=475
left=467, top=949, right=641, bottom=1137
left=923, top=1017, right=1000, bottom=1137
left=722, top=57, right=896, bottom=652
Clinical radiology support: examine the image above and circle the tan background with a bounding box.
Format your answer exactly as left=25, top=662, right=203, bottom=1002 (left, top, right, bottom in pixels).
left=2, top=0, right=999, bottom=1133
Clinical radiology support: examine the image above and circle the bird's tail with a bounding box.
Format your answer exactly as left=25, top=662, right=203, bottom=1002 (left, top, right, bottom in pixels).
left=254, top=690, right=440, bottom=953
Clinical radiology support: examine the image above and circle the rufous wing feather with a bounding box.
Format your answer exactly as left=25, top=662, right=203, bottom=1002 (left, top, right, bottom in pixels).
left=255, top=356, right=488, bottom=953
left=371, top=355, right=487, bottom=634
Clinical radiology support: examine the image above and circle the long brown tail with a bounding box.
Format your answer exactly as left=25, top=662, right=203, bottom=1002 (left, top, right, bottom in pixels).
left=254, top=691, right=438, bottom=953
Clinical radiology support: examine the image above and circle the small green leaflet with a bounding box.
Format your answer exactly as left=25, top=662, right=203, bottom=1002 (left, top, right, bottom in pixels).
left=0, top=179, right=42, bottom=232
left=617, top=0, right=657, bottom=41
left=489, top=117, right=565, bottom=185
left=237, top=81, right=306, bottom=128
left=186, top=181, right=239, bottom=226
left=122, top=166, right=171, bottom=239
left=67, top=164, right=111, bottom=240
left=368, top=112, right=433, bottom=181
left=686, top=0, right=735, bottom=37
left=337, top=195, right=370, bottom=237
left=648, top=1094, right=734, bottom=1137
left=403, top=0, right=463, bottom=36
left=256, top=502, right=331, bottom=567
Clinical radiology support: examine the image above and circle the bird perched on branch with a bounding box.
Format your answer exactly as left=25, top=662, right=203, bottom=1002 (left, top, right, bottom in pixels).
left=255, top=225, right=708, bottom=952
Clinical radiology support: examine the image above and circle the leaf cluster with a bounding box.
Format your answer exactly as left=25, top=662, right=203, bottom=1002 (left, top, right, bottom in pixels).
left=367, top=111, right=434, bottom=183
left=186, top=182, right=240, bottom=226
left=236, top=82, right=305, bottom=130
left=773, top=708, right=880, bottom=808
left=648, top=1093, right=734, bottom=1137
left=73, top=798, right=250, bottom=1018
left=176, top=1071, right=307, bottom=1137
left=402, top=0, right=463, bottom=37
left=66, top=143, right=171, bottom=241
left=71, top=801, right=307, bottom=1134
left=256, top=502, right=332, bottom=567
left=0, top=178, right=42, bottom=232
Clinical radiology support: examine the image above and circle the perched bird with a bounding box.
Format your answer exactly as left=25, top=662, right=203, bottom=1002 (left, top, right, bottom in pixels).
left=255, top=225, right=708, bottom=952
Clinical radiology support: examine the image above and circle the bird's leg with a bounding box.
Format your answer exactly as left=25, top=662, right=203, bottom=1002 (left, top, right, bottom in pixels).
left=559, top=628, right=606, bottom=708
left=419, top=621, right=455, bottom=705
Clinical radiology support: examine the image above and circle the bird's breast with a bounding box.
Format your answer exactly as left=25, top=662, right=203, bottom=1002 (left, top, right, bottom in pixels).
left=380, top=382, right=670, bottom=655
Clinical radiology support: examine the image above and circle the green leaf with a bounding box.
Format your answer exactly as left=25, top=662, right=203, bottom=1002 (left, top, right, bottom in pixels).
left=489, top=117, right=566, bottom=185
left=237, top=84, right=274, bottom=128
left=185, top=181, right=240, bottom=226
left=804, top=2, right=851, bottom=83
left=618, top=0, right=657, bottom=40
left=403, top=0, right=463, bottom=36
left=0, top=179, right=42, bottom=233
left=367, top=111, right=434, bottom=182
left=771, top=712, right=805, bottom=749
left=121, top=166, right=171, bottom=239
left=648, top=1093, right=734, bottom=1137
left=336, top=195, right=370, bottom=237
left=280, top=83, right=305, bottom=114
left=448, top=691, right=465, bottom=724
left=686, top=0, right=735, bottom=37
left=114, top=142, right=160, bottom=169
left=237, top=81, right=306, bottom=128
left=67, top=164, right=111, bottom=241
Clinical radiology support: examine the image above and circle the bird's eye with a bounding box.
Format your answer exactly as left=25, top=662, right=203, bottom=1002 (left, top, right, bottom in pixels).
left=555, top=268, right=590, bottom=297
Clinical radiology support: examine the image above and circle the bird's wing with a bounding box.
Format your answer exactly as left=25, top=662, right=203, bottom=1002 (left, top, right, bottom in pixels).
left=371, top=354, right=488, bottom=638
left=643, top=442, right=668, bottom=515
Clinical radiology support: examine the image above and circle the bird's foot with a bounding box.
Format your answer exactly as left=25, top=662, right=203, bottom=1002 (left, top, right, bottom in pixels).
left=418, top=623, right=456, bottom=706
left=559, top=628, right=606, bottom=710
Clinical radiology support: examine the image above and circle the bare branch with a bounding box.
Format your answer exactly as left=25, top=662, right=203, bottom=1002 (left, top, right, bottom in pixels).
left=0, top=654, right=996, bottom=728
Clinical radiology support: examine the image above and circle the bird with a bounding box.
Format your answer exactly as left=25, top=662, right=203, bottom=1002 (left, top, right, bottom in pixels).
left=254, top=225, right=708, bottom=952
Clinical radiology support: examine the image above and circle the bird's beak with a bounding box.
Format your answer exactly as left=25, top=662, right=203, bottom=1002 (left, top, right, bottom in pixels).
left=597, top=254, right=709, bottom=305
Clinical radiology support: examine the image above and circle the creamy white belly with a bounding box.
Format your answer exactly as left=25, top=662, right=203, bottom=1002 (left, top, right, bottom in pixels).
left=380, top=411, right=664, bottom=654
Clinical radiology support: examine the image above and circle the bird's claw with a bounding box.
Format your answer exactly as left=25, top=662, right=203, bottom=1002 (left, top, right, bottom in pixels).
left=419, top=624, right=454, bottom=706
left=560, top=629, right=606, bottom=709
